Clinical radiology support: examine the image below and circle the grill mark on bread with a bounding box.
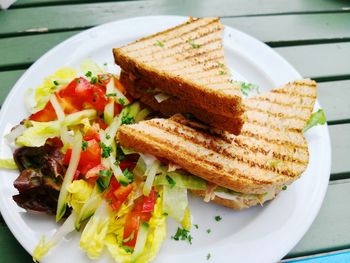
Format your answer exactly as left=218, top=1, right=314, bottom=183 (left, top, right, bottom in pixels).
left=247, top=96, right=314, bottom=110
left=123, top=17, right=220, bottom=53
left=118, top=125, right=287, bottom=189
left=132, top=23, right=222, bottom=60
left=146, top=119, right=305, bottom=178
left=244, top=106, right=309, bottom=122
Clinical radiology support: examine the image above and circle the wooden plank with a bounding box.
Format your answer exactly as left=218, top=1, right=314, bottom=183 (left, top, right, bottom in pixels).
left=1, top=0, right=350, bottom=36
left=0, top=70, right=25, bottom=105
left=318, top=80, right=350, bottom=124
left=287, top=179, right=350, bottom=258
left=0, top=223, right=32, bottom=262
left=223, top=13, right=350, bottom=46
left=275, top=43, right=350, bottom=80
left=329, top=124, right=350, bottom=177
left=0, top=31, right=79, bottom=69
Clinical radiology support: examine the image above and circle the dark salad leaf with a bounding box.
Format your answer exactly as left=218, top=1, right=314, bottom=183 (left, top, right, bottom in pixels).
left=12, top=144, right=69, bottom=216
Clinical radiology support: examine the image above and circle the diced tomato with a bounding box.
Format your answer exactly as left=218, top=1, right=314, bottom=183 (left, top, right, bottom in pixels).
left=85, top=164, right=106, bottom=179
left=122, top=190, right=156, bottom=248
left=79, top=139, right=101, bottom=174
left=113, top=184, right=133, bottom=202
left=62, top=148, right=72, bottom=166
left=114, top=102, right=122, bottom=115
left=73, top=170, right=81, bottom=181
left=62, top=138, right=101, bottom=175
left=83, top=129, right=100, bottom=142
left=123, top=212, right=140, bottom=247
left=96, top=118, right=108, bottom=130
left=105, top=177, right=132, bottom=211
left=29, top=101, right=57, bottom=122
left=141, top=188, right=156, bottom=213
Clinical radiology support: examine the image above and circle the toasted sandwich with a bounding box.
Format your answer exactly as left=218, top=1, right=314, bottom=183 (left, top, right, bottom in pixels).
left=113, top=17, right=245, bottom=134
left=117, top=79, right=317, bottom=209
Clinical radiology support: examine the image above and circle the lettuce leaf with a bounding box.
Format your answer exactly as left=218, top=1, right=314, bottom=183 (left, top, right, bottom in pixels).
left=67, top=180, right=94, bottom=213
left=163, top=185, right=188, bottom=223
left=16, top=121, right=60, bottom=147
left=303, top=109, right=326, bottom=133
left=0, top=159, right=17, bottom=170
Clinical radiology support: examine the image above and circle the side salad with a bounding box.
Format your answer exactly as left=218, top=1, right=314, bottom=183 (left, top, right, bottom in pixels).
left=0, top=61, right=205, bottom=263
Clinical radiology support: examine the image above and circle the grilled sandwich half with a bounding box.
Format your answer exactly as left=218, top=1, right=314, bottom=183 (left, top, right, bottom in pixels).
left=113, top=17, right=245, bottom=134
left=117, top=79, right=317, bottom=209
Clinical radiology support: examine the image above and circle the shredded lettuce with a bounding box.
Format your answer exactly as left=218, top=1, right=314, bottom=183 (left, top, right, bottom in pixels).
left=143, top=160, right=160, bottom=196
left=33, top=211, right=77, bottom=262
left=181, top=207, right=192, bottom=231
left=16, top=121, right=61, bottom=147
left=80, top=201, right=111, bottom=259
left=80, top=59, right=106, bottom=77
left=154, top=170, right=207, bottom=190
left=163, top=185, right=188, bottom=223
left=303, top=109, right=326, bottom=133
left=0, top=158, right=17, bottom=170
left=75, top=186, right=102, bottom=230
left=33, top=67, right=77, bottom=112
left=67, top=180, right=94, bottom=213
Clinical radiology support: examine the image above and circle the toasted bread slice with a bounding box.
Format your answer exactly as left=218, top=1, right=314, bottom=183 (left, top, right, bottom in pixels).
left=117, top=79, right=317, bottom=197
left=119, top=70, right=244, bottom=134
left=113, top=17, right=244, bottom=120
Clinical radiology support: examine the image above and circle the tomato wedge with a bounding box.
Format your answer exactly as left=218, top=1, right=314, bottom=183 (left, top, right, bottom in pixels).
left=105, top=177, right=133, bottom=211
left=29, top=101, right=57, bottom=122
left=122, top=188, right=156, bottom=248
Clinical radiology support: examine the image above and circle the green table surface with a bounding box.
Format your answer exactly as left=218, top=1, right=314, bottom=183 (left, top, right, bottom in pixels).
left=1, top=0, right=350, bottom=262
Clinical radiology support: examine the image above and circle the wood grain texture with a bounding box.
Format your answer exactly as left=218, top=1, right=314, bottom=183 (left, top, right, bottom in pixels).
left=287, top=179, right=350, bottom=258
left=275, top=43, right=350, bottom=80
left=0, top=70, right=25, bottom=105
left=318, top=80, right=350, bottom=124
left=1, top=0, right=350, bottom=36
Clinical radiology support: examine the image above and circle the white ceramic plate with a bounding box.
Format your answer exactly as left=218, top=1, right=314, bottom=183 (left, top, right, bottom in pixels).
left=0, top=16, right=331, bottom=263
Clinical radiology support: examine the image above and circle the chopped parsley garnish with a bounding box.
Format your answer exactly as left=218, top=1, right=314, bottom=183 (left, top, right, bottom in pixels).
left=214, top=216, right=222, bottom=222
left=99, top=142, right=113, bottom=158
left=53, top=80, right=59, bottom=86
left=154, top=40, right=164, bottom=47
left=303, top=109, right=326, bottom=133
left=76, top=79, right=81, bottom=83
left=171, top=227, right=193, bottom=244
left=81, top=140, right=88, bottom=151
left=85, top=71, right=92, bottom=77
left=90, top=76, right=98, bottom=84
left=217, top=62, right=224, bottom=67
left=105, top=93, right=117, bottom=97
left=207, top=253, right=211, bottom=260
left=117, top=98, right=126, bottom=106
left=239, top=82, right=260, bottom=98
left=120, top=168, right=134, bottom=186
left=282, top=185, right=287, bottom=190
left=194, top=224, right=199, bottom=229
left=162, top=212, right=169, bottom=216
left=122, top=231, right=134, bottom=243
left=105, top=134, right=111, bottom=140
left=206, top=229, right=211, bottom=234
left=121, top=115, right=135, bottom=125
left=187, top=39, right=201, bottom=49
left=121, top=246, right=133, bottom=253
left=166, top=175, right=176, bottom=189
left=219, top=70, right=226, bottom=75
left=103, top=62, right=108, bottom=66
left=98, top=169, right=112, bottom=177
